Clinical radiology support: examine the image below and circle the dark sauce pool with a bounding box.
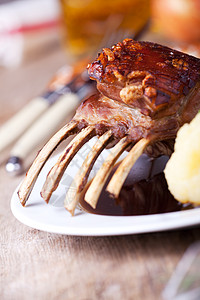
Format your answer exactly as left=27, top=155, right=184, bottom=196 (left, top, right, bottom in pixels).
left=79, top=154, right=189, bottom=216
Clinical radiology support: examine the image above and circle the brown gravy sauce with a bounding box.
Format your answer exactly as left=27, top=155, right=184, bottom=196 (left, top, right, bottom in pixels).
left=79, top=154, right=191, bottom=216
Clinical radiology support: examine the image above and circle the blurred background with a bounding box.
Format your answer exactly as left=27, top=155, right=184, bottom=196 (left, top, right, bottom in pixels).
left=0, top=0, right=199, bottom=68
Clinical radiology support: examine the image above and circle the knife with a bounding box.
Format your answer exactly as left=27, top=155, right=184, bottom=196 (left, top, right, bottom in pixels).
left=6, top=79, right=94, bottom=175
left=0, top=62, right=87, bottom=154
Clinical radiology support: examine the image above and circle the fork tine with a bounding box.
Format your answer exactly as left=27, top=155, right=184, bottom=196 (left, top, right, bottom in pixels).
left=18, top=120, right=77, bottom=206
left=40, top=126, right=95, bottom=203
left=64, top=130, right=113, bottom=215
left=84, top=137, right=130, bottom=209
left=106, top=138, right=149, bottom=198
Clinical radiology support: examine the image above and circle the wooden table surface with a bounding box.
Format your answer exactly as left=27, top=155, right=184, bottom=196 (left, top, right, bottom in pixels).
left=0, top=33, right=200, bottom=300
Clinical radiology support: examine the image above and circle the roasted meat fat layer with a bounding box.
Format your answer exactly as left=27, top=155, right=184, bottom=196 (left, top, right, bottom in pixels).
left=88, top=39, right=200, bottom=120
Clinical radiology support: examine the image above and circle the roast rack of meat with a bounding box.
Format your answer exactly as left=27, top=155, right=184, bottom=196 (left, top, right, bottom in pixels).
left=18, top=39, right=200, bottom=215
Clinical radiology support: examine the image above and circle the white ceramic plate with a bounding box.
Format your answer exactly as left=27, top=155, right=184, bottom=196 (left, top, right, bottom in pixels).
left=11, top=138, right=200, bottom=236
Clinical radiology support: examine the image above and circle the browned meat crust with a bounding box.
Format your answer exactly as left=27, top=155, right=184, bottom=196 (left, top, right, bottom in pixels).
left=88, top=39, right=200, bottom=119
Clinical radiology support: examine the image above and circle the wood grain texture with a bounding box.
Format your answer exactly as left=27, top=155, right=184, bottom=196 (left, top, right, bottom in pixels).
left=0, top=36, right=200, bottom=300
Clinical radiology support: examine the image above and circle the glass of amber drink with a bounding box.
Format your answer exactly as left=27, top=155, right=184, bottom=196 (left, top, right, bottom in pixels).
left=59, top=0, right=150, bottom=61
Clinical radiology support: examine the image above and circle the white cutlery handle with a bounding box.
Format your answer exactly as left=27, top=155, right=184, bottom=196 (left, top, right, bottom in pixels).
left=10, top=93, right=79, bottom=159
left=0, top=97, right=48, bottom=152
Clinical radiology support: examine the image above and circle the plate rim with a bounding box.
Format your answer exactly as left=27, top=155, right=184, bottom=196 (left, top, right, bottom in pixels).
left=11, top=188, right=200, bottom=236
left=10, top=147, right=200, bottom=236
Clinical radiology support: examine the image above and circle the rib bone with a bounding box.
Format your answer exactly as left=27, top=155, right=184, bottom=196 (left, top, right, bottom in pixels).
left=84, top=137, right=130, bottom=209
left=41, top=126, right=95, bottom=203
left=106, top=138, right=149, bottom=198
left=64, top=130, right=113, bottom=215
left=18, top=121, right=77, bottom=206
